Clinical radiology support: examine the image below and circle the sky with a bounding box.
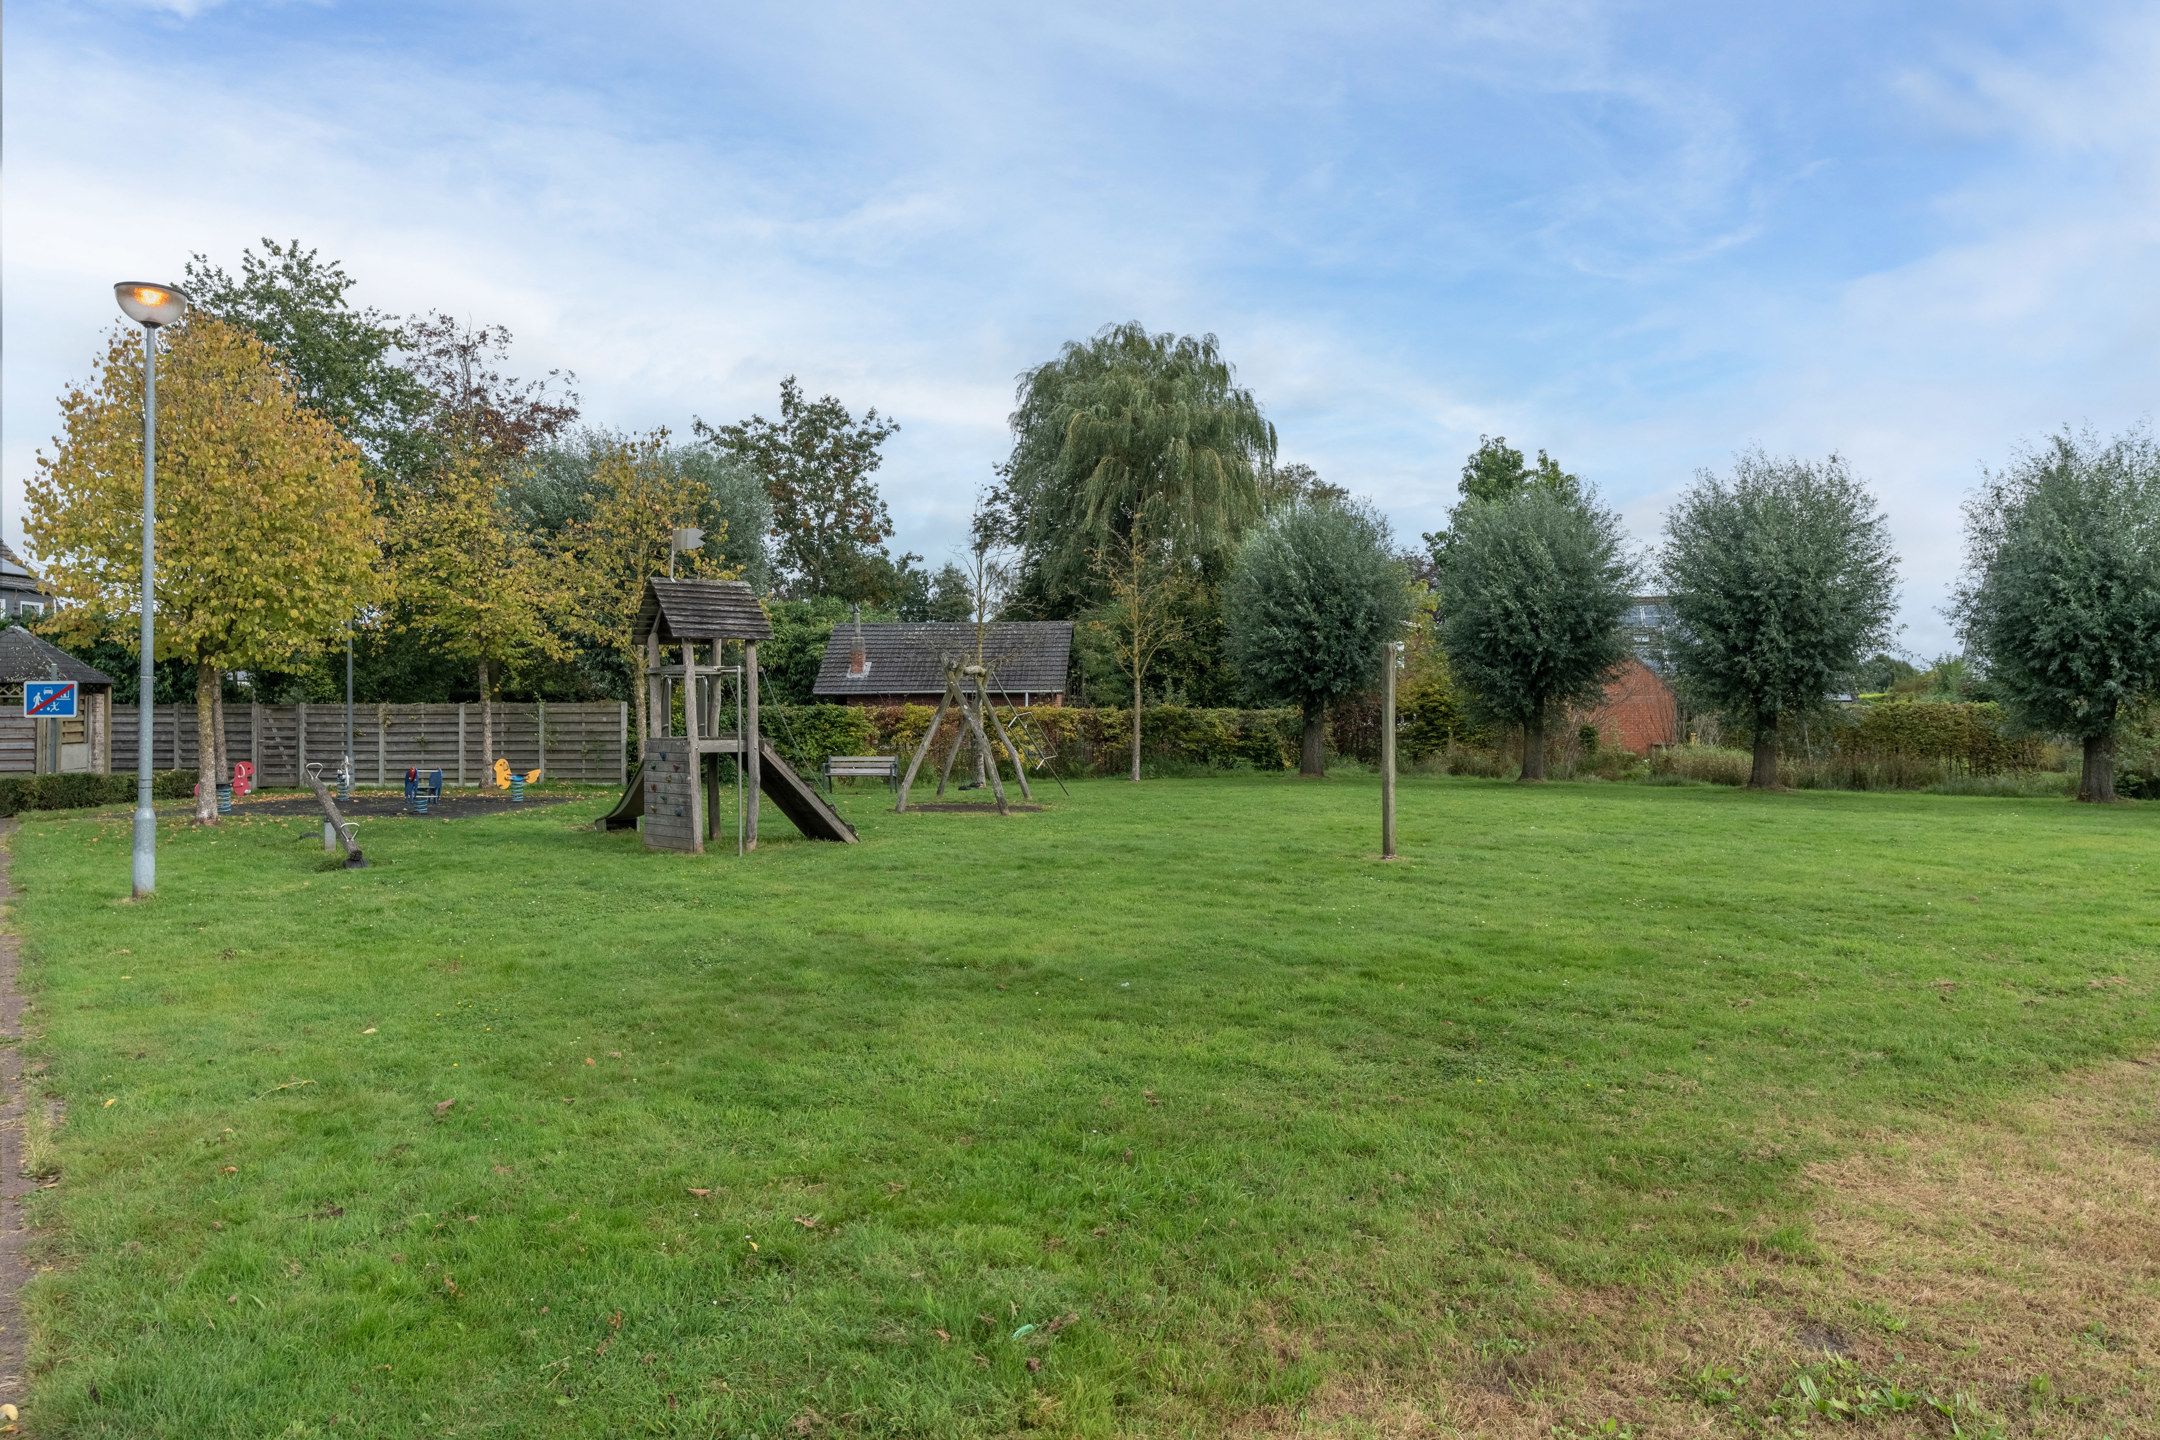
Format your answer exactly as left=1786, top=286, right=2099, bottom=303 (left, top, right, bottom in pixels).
left=5, top=1, right=2157, bottom=656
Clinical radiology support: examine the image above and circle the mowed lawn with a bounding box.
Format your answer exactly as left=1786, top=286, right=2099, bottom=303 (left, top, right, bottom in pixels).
left=8, top=776, right=2157, bottom=1437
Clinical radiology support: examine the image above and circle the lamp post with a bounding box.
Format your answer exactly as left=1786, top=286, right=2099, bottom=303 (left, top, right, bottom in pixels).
left=113, top=281, right=189, bottom=899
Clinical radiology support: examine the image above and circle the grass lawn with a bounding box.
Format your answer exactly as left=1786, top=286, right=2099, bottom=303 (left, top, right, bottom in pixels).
left=7, top=775, right=2157, bottom=1436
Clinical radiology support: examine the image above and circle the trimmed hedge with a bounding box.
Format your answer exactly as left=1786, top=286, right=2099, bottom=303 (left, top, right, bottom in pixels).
left=1839, top=700, right=2039, bottom=774
left=762, top=704, right=1302, bottom=778
left=0, top=771, right=195, bottom=817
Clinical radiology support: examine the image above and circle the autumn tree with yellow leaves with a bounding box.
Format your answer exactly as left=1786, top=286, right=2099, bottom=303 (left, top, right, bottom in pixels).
left=557, top=431, right=740, bottom=749
left=385, top=440, right=566, bottom=770
left=27, top=317, right=380, bottom=821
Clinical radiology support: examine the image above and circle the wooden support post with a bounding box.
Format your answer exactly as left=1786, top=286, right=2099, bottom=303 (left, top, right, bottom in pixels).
left=457, top=704, right=468, bottom=788
left=297, top=702, right=308, bottom=778
left=376, top=705, right=387, bottom=785
left=743, top=640, right=761, bottom=850
left=962, top=691, right=1009, bottom=814
left=985, top=699, right=1033, bottom=801
left=894, top=685, right=951, bottom=812
left=618, top=701, right=629, bottom=787
left=1381, top=641, right=1400, bottom=859
left=250, top=701, right=262, bottom=781
left=681, top=641, right=704, bottom=853
left=536, top=698, right=547, bottom=781
left=936, top=689, right=966, bottom=799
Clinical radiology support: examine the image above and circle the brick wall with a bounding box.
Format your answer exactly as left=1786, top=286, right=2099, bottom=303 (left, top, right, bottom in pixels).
left=1583, top=658, right=1678, bottom=754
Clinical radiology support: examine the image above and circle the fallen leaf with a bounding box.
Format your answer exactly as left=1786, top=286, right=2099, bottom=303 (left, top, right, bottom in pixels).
left=102, top=1098, right=116, bottom=1108
left=584, top=1057, right=596, bottom=1067
left=608, top=1050, right=621, bottom=1059
left=434, top=1099, right=456, bottom=1117
left=443, top=1275, right=460, bottom=1297
left=971, top=1354, right=989, bottom=1369
left=1026, top=1357, right=1042, bottom=1373
left=361, top=1027, right=377, bottom=1035
left=222, top=1166, right=238, bottom=1175
left=1045, top=1312, right=1078, bottom=1334
left=687, top=1187, right=712, bottom=1199
left=792, top=1215, right=819, bottom=1229
left=608, top=1310, right=623, bottom=1331
left=933, top=1328, right=950, bottom=1344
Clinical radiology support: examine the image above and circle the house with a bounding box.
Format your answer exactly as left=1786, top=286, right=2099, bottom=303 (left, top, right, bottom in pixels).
left=813, top=620, right=1074, bottom=706
left=0, top=627, right=116, bottom=774
left=1581, top=595, right=1679, bottom=753
left=1584, top=653, right=1679, bottom=754
left=0, top=543, right=51, bottom=622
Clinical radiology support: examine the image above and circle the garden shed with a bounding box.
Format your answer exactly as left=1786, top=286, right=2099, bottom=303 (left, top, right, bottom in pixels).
left=0, top=627, right=115, bottom=774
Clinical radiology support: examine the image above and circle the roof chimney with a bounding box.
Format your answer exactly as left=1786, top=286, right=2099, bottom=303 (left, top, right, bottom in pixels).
left=847, top=604, right=868, bottom=678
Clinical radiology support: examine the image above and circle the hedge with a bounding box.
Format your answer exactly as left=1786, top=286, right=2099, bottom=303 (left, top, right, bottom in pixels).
left=1838, top=700, right=2039, bottom=774
left=761, top=704, right=1303, bottom=778
left=0, top=771, right=196, bottom=818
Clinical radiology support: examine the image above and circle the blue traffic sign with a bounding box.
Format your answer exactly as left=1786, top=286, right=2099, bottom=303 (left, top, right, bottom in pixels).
left=24, top=681, right=78, bottom=719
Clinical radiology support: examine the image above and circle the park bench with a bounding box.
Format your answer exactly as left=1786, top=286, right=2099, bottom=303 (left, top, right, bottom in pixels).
left=822, top=755, right=898, bottom=793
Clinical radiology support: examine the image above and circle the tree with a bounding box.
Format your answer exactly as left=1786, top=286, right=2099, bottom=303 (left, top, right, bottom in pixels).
left=1855, top=652, right=1920, bottom=694
left=557, top=432, right=740, bottom=748
left=1005, top=322, right=1275, bottom=615
left=183, top=238, right=433, bottom=483
left=1955, top=427, right=2160, bottom=802
left=1661, top=450, right=1899, bottom=788
left=916, top=562, right=976, bottom=623
left=515, top=430, right=774, bottom=593
left=1224, top=499, right=1412, bottom=776
left=696, top=377, right=901, bottom=601
left=27, top=318, right=378, bottom=819
left=402, top=313, right=580, bottom=465
left=1437, top=487, right=1634, bottom=781
left=385, top=441, right=565, bottom=767
left=1422, top=436, right=1580, bottom=576
left=1259, top=461, right=1348, bottom=513
left=1088, top=511, right=1195, bottom=782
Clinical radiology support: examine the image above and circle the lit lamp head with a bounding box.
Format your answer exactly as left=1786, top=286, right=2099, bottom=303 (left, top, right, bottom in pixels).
left=113, top=281, right=189, bottom=328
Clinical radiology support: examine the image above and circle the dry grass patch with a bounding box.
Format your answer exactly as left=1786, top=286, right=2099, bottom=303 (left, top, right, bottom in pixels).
left=1249, top=1058, right=2160, bottom=1438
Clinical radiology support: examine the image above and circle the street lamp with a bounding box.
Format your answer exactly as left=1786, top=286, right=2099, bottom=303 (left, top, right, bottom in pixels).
left=113, top=280, right=189, bottom=898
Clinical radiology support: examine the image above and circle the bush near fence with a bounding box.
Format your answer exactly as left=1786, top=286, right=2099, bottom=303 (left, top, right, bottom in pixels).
left=762, top=704, right=1303, bottom=778
left=0, top=771, right=195, bottom=817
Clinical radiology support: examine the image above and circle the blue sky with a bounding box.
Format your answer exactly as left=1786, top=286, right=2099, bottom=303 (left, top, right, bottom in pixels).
left=6, top=1, right=2156, bottom=654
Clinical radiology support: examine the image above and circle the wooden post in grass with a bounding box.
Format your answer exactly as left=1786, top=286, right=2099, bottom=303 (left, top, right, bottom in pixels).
left=1381, top=641, right=1401, bottom=859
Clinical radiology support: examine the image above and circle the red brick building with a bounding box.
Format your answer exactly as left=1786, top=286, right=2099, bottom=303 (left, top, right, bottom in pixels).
left=1582, top=654, right=1679, bottom=754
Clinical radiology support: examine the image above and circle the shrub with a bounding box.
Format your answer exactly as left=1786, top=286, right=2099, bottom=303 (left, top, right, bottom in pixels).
left=0, top=771, right=197, bottom=817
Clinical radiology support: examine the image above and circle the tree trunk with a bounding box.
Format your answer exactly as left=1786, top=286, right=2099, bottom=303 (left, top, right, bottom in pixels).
left=1748, top=713, right=1780, bottom=789
left=478, top=659, right=494, bottom=779
left=1299, top=705, right=1326, bottom=777
left=1129, top=674, right=1142, bottom=783
left=194, top=665, right=220, bottom=824
left=2078, top=732, right=2117, bottom=803
left=211, top=681, right=229, bottom=787
left=632, top=668, right=649, bottom=761
left=1519, top=710, right=1547, bottom=782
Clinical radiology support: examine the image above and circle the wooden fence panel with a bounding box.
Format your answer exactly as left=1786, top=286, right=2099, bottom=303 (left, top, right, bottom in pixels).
left=66, top=702, right=630, bottom=784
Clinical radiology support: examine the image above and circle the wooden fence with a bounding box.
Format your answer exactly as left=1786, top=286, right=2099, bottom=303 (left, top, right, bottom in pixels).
left=0, top=701, right=630, bottom=786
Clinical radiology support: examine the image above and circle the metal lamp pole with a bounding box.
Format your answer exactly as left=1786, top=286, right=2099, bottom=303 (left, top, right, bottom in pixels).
left=113, top=282, right=189, bottom=899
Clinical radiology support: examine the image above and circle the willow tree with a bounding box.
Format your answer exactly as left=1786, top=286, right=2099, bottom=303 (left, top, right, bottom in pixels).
left=1224, top=498, right=1412, bottom=776
left=27, top=318, right=378, bottom=819
left=1004, top=322, right=1275, bottom=614
left=1662, top=450, right=1899, bottom=788
left=1438, top=486, right=1634, bottom=781
left=1955, top=427, right=2160, bottom=802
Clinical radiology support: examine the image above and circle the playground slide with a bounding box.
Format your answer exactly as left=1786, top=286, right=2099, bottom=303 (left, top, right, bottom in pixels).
left=758, top=740, right=859, bottom=844
left=597, top=757, right=648, bottom=831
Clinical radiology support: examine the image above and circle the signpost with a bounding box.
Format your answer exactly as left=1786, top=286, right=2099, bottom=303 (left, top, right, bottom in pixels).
left=24, top=681, right=78, bottom=719
left=1380, top=641, right=1401, bottom=859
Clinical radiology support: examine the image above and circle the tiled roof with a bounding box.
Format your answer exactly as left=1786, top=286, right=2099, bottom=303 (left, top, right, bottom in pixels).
left=814, top=621, right=1073, bottom=698
left=0, top=626, right=112, bottom=686
left=632, top=577, right=772, bottom=645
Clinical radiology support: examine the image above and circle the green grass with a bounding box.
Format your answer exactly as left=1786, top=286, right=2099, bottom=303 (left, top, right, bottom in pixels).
left=8, top=776, right=2156, bottom=1437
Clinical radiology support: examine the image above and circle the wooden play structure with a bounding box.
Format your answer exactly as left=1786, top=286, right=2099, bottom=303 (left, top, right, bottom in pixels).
left=894, top=661, right=1036, bottom=814
left=598, top=577, right=856, bottom=852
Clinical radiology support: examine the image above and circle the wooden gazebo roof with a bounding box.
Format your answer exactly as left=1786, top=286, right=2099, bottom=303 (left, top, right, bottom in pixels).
left=0, top=628, right=113, bottom=688
left=632, top=577, right=772, bottom=646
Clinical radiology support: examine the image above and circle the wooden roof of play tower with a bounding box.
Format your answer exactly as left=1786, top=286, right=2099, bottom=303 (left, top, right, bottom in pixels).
left=633, top=577, right=772, bottom=645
